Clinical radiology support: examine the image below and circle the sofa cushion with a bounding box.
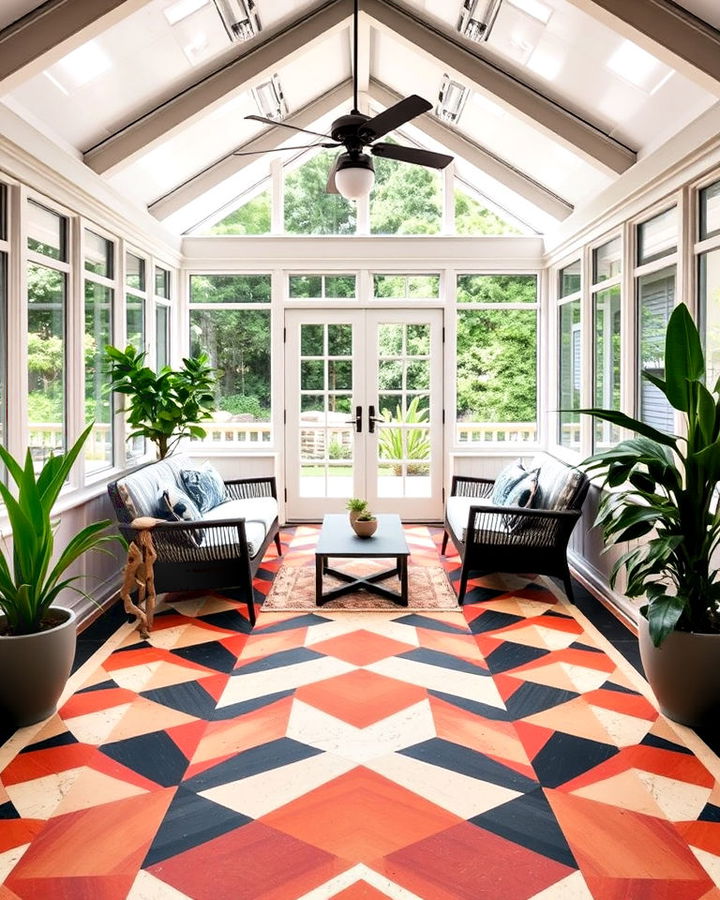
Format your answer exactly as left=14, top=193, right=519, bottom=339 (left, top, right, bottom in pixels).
left=447, top=496, right=500, bottom=542
left=490, top=460, right=527, bottom=505
left=181, top=463, right=226, bottom=513
left=161, top=486, right=204, bottom=546
left=202, top=496, right=279, bottom=557
left=527, top=455, right=585, bottom=510
left=111, top=454, right=191, bottom=521
left=503, top=468, right=540, bottom=531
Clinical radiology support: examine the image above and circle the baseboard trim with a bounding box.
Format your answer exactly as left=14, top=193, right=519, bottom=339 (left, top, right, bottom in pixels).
left=568, top=551, right=639, bottom=635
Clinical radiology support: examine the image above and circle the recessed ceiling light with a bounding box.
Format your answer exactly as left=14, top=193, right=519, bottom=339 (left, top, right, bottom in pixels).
left=163, top=0, right=209, bottom=26
left=606, top=39, right=669, bottom=93
left=213, top=0, right=261, bottom=42
left=252, top=75, right=288, bottom=120
left=507, top=0, right=552, bottom=25
left=457, top=0, right=503, bottom=43
left=55, top=41, right=112, bottom=87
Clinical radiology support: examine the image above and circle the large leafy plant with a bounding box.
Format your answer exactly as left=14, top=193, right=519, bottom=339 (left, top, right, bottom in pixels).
left=581, top=303, right=720, bottom=647
left=107, top=346, right=216, bottom=459
left=0, top=424, right=115, bottom=636
left=378, top=396, right=431, bottom=476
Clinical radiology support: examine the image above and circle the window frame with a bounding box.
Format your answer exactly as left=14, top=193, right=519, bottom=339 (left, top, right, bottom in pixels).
left=590, top=235, right=623, bottom=452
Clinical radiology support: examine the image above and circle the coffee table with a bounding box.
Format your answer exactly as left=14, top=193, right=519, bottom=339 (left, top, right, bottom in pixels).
left=315, top=513, right=410, bottom=606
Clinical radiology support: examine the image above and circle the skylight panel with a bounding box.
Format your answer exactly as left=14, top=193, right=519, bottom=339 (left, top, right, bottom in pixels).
left=507, top=0, right=552, bottom=25
left=606, top=39, right=672, bottom=94
left=163, top=0, right=210, bottom=26
left=54, top=41, right=112, bottom=87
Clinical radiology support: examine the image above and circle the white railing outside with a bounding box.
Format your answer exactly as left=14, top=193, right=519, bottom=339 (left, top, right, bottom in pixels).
left=456, top=422, right=537, bottom=443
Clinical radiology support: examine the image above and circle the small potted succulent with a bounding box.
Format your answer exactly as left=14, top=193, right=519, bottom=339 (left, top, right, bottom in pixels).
left=352, top=511, right=378, bottom=538
left=346, top=497, right=369, bottom=525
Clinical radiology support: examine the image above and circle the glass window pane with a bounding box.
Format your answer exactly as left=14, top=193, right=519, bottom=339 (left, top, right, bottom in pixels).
left=456, top=309, right=537, bottom=443
left=156, top=304, right=170, bottom=370
left=155, top=266, right=170, bottom=299
left=638, top=207, right=677, bottom=265
left=457, top=274, right=537, bottom=303
left=189, top=274, right=271, bottom=303
left=284, top=151, right=356, bottom=235
left=190, top=309, right=271, bottom=444
left=593, top=237, right=621, bottom=283
left=373, top=274, right=440, bottom=299
left=638, top=266, right=675, bottom=431
left=699, top=248, right=720, bottom=390
left=126, top=293, right=145, bottom=351
left=289, top=275, right=322, bottom=298
left=84, top=230, right=113, bottom=278
left=27, top=201, right=66, bottom=261
left=700, top=181, right=720, bottom=241
left=325, top=275, right=355, bottom=298
left=301, top=324, right=324, bottom=356
left=454, top=188, right=521, bottom=235
left=205, top=189, right=271, bottom=235
left=0, top=252, right=6, bottom=451
left=328, top=324, right=351, bottom=356
left=125, top=252, right=145, bottom=290
left=84, top=282, right=113, bottom=470
left=0, top=184, right=7, bottom=241
left=559, top=260, right=581, bottom=298
left=370, top=155, right=441, bottom=235
left=558, top=299, right=581, bottom=449
left=593, top=285, right=621, bottom=450
left=28, top=263, right=65, bottom=465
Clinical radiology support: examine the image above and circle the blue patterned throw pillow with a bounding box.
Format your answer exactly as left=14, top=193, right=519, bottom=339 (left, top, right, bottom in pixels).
left=181, top=463, right=226, bottom=514
left=490, top=460, right=527, bottom=505
left=502, top=469, right=540, bottom=532
left=161, top=486, right=204, bottom=545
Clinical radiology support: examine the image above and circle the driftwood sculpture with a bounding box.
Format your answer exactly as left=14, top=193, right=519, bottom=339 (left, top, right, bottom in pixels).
left=120, top=517, right=161, bottom=638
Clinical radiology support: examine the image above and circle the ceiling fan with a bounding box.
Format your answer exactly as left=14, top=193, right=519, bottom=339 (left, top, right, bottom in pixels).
left=237, top=0, right=453, bottom=199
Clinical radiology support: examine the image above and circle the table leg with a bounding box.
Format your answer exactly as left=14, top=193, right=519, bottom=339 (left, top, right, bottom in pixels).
left=315, top=555, right=324, bottom=605
left=399, top=556, right=409, bottom=607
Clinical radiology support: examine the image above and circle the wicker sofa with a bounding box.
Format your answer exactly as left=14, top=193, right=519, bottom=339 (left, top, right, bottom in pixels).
left=107, top=454, right=281, bottom=625
left=442, top=454, right=589, bottom=604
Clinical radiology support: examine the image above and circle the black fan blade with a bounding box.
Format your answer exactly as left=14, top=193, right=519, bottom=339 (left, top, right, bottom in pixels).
left=371, top=142, right=453, bottom=169
left=245, top=114, right=333, bottom=140
left=326, top=154, right=341, bottom=194
left=360, top=95, right=432, bottom=141
left=233, top=142, right=340, bottom=156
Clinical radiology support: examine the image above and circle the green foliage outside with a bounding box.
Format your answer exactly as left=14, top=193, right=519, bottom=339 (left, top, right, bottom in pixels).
left=455, top=190, right=521, bottom=236
left=285, top=151, right=357, bottom=235
left=210, top=191, right=271, bottom=235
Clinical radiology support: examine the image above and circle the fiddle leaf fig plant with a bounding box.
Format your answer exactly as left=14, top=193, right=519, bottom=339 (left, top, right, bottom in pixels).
left=106, top=345, right=216, bottom=459
left=579, top=302, right=720, bottom=648
left=0, top=423, right=116, bottom=636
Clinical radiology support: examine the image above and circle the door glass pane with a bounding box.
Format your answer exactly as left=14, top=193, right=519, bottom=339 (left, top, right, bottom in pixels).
left=376, top=322, right=431, bottom=499
left=639, top=266, right=675, bottom=431
left=28, top=263, right=65, bottom=466
left=593, top=285, right=621, bottom=450
left=85, top=282, right=113, bottom=470
left=299, top=322, right=354, bottom=498
left=558, top=299, right=581, bottom=449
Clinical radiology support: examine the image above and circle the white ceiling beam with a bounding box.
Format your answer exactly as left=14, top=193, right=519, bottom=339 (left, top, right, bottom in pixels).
left=0, top=0, right=152, bottom=94
left=84, top=0, right=354, bottom=176
left=361, top=0, right=636, bottom=175
left=370, top=79, right=573, bottom=221
left=149, top=80, right=352, bottom=221
left=563, top=0, right=720, bottom=94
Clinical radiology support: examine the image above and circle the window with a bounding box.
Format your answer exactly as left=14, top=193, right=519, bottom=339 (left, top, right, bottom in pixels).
left=189, top=274, right=272, bottom=444
left=592, top=238, right=622, bottom=450
left=284, top=152, right=356, bottom=235
left=370, top=149, right=442, bottom=235
left=0, top=184, right=7, bottom=454
left=558, top=260, right=581, bottom=449
left=84, top=229, right=115, bottom=471
left=27, top=201, right=69, bottom=466
left=289, top=274, right=356, bottom=299
left=456, top=275, right=538, bottom=443
left=373, top=274, right=440, bottom=299
left=207, top=190, right=271, bottom=235
left=698, top=181, right=720, bottom=390
left=636, top=208, right=677, bottom=432
left=125, top=252, right=146, bottom=352
left=454, top=188, right=521, bottom=235
left=155, top=265, right=171, bottom=370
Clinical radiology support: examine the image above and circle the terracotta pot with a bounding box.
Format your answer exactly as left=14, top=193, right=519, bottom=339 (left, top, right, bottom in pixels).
left=352, top=518, right=378, bottom=538
left=638, top=617, right=720, bottom=727
left=348, top=510, right=362, bottom=526
left=0, top=606, right=77, bottom=727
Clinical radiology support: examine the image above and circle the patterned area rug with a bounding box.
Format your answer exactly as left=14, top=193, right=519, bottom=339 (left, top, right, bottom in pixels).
left=264, top=561, right=458, bottom=611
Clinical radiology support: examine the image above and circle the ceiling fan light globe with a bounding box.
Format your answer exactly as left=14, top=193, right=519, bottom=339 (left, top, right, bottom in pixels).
left=335, top=166, right=375, bottom=199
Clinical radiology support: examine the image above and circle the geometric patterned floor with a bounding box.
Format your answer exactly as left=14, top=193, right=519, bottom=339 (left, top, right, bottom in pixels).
left=2, top=524, right=720, bottom=899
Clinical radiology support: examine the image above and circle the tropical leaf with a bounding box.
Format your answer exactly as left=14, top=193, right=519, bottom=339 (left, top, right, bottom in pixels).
left=663, top=303, right=705, bottom=412
left=645, top=593, right=686, bottom=647
left=575, top=408, right=677, bottom=447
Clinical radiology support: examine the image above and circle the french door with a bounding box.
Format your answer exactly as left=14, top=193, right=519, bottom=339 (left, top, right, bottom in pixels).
left=285, top=308, right=444, bottom=521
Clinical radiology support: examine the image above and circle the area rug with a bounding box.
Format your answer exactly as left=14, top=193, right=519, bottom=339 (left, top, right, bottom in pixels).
left=263, top=561, right=458, bottom=611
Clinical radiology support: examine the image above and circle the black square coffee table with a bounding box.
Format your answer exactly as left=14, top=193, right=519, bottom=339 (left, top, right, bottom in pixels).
left=315, top=513, right=410, bottom=607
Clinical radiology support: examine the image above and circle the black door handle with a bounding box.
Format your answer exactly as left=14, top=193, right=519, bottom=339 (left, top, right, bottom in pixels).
left=344, top=405, right=362, bottom=432
left=368, top=404, right=383, bottom=433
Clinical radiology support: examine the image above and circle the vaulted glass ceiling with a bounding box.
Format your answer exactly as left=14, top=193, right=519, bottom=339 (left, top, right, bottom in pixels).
left=1, top=0, right=719, bottom=237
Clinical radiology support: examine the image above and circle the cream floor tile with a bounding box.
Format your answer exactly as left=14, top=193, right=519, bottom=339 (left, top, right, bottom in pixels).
left=635, top=770, right=712, bottom=821
left=529, top=869, right=594, bottom=899
left=297, top=863, right=424, bottom=899
left=6, top=767, right=86, bottom=819
left=127, top=868, right=194, bottom=899
left=65, top=703, right=133, bottom=745
left=366, top=752, right=522, bottom=819
left=199, top=751, right=356, bottom=819
left=0, top=842, right=30, bottom=882
left=367, top=657, right=505, bottom=708
left=689, top=846, right=720, bottom=886
left=286, top=698, right=436, bottom=763
left=303, top=616, right=420, bottom=647
left=590, top=704, right=654, bottom=747
left=50, top=767, right=148, bottom=816
left=217, top=656, right=356, bottom=707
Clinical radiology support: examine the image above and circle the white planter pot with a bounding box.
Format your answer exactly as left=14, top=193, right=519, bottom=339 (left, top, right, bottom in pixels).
left=638, top=617, right=720, bottom=728
left=0, top=606, right=77, bottom=727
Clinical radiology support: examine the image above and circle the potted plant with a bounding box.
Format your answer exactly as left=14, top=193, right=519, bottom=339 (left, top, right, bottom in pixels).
left=579, top=302, right=720, bottom=726
left=0, top=424, right=117, bottom=727
left=353, top=511, right=378, bottom=538
left=106, top=345, right=216, bottom=459
left=347, top=497, right=369, bottom=525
